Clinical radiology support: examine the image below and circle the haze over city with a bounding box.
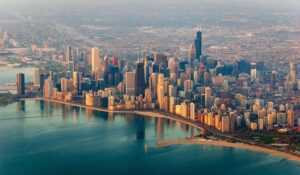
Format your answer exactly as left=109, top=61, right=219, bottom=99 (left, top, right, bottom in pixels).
left=0, top=0, right=300, bottom=175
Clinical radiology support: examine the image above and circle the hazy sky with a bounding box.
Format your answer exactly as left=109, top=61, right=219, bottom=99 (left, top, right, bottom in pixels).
left=1, top=0, right=300, bottom=8
left=0, top=0, right=299, bottom=22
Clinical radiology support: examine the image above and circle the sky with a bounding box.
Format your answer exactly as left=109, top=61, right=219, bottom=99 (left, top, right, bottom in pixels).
left=0, top=0, right=299, bottom=14
left=1, top=0, right=300, bottom=8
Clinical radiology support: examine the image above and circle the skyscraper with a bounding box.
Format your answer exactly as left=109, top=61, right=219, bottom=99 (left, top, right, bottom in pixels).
left=250, top=63, right=257, bottom=82
left=125, top=72, right=136, bottom=96
left=157, top=73, right=165, bottom=109
left=73, top=72, right=80, bottom=95
left=221, top=116, right=230, bottom=133
left=91, top=47, right=100, bottom=72
left=44, top=78, right=53, bottom=98
left=34, top=68, right=40, bottom=87
left=68, top=61, right=75, bottom=72
left=16, top=73, right=25, bottom=96
left=135, top=62, right=145, bottom=96
left=194, top=30, right=202, bottom=60
left=39, top=73, right=48, bottom=96
left=205, top=87, right=211, bottom=108
left=287, top=110, right=295, bottom=128
left=188, top=44, right=195, bottom=64
left=271, top=71, right=277, bottom=86
left=66, top=46, right=72, bottom=64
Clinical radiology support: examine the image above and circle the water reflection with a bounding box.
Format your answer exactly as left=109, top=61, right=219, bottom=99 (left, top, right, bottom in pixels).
left=39, top=100, right=44, bottom=111
left=85, top=108, right=94, bottom=119
left=155, top=118, right=164, bottom=141
left=16, top=100, right=26, bottom=112
left=92, top=110, right=108, bottom=120
left=33, top=100, right=199, bottom=141
left=1, top=100, right=299, bottom=175
left=135, top=117, right=145, bottom=140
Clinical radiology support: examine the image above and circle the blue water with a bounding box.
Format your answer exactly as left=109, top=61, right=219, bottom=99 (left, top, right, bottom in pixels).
left=0, top=67, right=34, bottom=85
left=0, top=100, right=299, bottom=175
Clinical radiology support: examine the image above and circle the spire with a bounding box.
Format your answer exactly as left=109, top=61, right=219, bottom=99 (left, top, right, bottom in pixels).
left=138, top=48, right=140, bottom=62
left=196, top=24, right=202, bottom=32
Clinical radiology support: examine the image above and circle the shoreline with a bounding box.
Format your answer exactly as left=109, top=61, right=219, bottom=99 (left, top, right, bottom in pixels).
left=28, top=98, right=300, bottom=162
left=157, top=138, right=300, bottom=162
left=32, top=98, right=208, bottom=131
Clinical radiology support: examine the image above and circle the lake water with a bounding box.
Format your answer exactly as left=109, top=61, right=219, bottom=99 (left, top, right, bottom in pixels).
left=0, top=100, right=299, bottom=175
left=0, top=67, right=34, bottom=86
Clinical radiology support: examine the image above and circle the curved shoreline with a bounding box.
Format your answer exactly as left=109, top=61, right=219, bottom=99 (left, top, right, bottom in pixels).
left=31, top=98, right=208, bottom=131
left=28, top=98, right=300, bottom=163
left=157, top=138, right=300, bottom=162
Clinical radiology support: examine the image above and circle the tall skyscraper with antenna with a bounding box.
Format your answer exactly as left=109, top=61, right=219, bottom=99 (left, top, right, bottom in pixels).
left=194, top=27, right=202, bottom=60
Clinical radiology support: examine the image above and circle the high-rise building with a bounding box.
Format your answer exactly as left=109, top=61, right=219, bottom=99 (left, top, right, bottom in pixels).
left=169, top=96, right=176, bottom=113
left=135, top=62, right=145, bottom=96
left=221, top=116, right=230, bottom=133
left=287, top=110, right=295, bottom=128
left=60, top=78, right=72, bottom=93
left=66, top=46, right=72, bottom=64
left=271, top=71, right=277, bottom=86
left=73, top=72, right=80, bottom=95
left=250, top=63, right=257, bottom=82
left=125, top=72, right=136, bottom=96
left=168, top=85, right=177, bottom=97
left=190, top=102, right=196, bottom=120
left=149, top=73, right=159, bottom=99
left=144, top=88, right=152, bottom=102
left=39, top=73, right=47, bottom=96
left=16, top=73, right=25, bottom=96
left=111, top=56, right=119, bottom=65
left=34, top=68, right=40, bottom=87
left=194, top=30, right=202, bottom=60
left=188, top=44, right=195, bottom=64
left=44, top=78, right=53, bottom=98
left=181, top=101, right=190, bottom=118
left=184, top=79, right=193, bottom=92
left=157, top=74, right=165, bottom=109
left=290, top=62, right=296, bottom=83
left=205, top=87, right=211, bottom=108
left=91, top=47, right=100, bottom=72
left=68, top=61, right=75, bottom=72
left=154, top=53, right=168, bottom=68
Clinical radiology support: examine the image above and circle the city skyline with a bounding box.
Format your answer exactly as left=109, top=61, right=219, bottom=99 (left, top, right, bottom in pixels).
left=0, top=0, right=300, bottom=174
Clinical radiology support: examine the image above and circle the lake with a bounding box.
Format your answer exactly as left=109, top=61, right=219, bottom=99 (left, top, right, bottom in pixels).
left=0, top=100, right=299, bottom=175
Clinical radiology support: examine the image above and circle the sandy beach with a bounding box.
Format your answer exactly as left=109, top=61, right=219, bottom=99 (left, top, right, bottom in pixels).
left=157, top=138, right=300, bottom=162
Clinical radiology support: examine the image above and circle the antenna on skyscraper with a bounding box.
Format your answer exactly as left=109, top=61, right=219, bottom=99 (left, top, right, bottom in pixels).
left=196, top=24, right=202, bottom=32
left=138, top=48, right=140, bottom=62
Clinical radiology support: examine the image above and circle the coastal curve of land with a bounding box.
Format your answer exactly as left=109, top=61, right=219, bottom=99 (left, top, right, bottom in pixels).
left=157, top=138, right=300, bottom=162
left=28, top=98, right=300, bottom=163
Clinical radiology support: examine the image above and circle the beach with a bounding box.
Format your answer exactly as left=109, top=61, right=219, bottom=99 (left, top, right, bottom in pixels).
left=157, top=138, right=300, bottom=162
